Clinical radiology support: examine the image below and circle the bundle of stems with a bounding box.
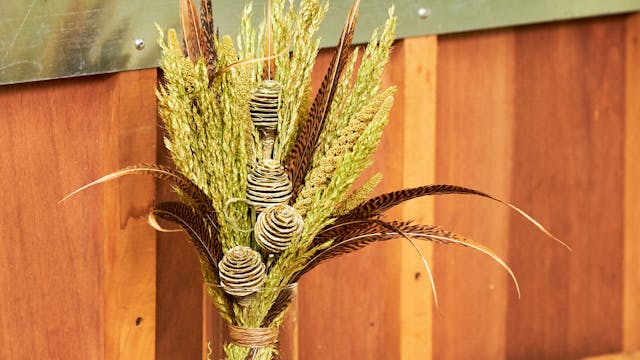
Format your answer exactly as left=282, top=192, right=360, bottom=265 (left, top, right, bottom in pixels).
left=63, top=1, right=569, bottom=359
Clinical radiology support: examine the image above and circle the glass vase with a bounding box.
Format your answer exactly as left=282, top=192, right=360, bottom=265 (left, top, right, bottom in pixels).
left=202, top=283, right=298, bottom=360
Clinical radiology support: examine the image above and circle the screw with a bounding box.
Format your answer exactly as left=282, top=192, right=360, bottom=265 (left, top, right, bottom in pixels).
left=135, top=38, right=145, bottom=50
left=418, top=7, right=431, bottom=20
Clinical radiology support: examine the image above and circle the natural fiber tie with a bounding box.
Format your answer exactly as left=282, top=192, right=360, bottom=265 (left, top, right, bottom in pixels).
left=228, top=325, right=279, bottom=348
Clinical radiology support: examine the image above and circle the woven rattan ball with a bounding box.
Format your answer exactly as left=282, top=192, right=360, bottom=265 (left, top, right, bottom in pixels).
left=218, top=246, right=266, bottom=297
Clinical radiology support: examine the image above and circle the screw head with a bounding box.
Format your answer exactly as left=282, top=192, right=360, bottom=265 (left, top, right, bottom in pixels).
left=134, top=38, right=145, bottom=50
left=418, top=7, right=431, bottom=20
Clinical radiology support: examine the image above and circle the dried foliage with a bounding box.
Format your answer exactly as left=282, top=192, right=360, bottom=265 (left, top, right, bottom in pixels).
left=284, top=0, right=362, bottom=199
left=333, top=173, right=382, bottom=216
left=62, top=1, right=567, bottom=359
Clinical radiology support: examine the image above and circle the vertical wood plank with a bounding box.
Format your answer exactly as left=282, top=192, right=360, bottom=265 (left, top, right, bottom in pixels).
left=507, top=16, right=625, bottom=359
left=0, top=69, right=157, bottom=359
left=625, top=12, right=640, bottom=353
left=103, top=70, right=157, bottom=359
left=399, top=36, right=437, bottom=360
left=155, top=226, right=203, bottom=360
left=434, top=28, right=515, bottom=360
left=0, top=75, right=108, bottom=360
left=434, top=15, right=628, bottom=359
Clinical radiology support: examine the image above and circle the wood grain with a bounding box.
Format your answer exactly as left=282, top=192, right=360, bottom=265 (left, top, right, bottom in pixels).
left=0, top=69, right=157, bottom=359
left=103, top=70, right=157, bottom=359
left=507, top=16, right=625, bottom=359
left=398, top=36, right=437, bottom=360
left=155, top=214, right=203, bottom=360
left=0, top=75, right=107, bottom=360
left=434, top=27, right=515, bottom=360
left=624, top=12, right=640, bottom=353
left=434, top=14, right=629, bottom=360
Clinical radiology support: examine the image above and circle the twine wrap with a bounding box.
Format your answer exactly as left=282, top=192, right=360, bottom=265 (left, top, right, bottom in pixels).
left=250, top=80, right=282, bottom=159
left=228, top=325, right=279, bottom=348
left=255, top=204, right=303, bottom=253
left=219, top=246, right=266, bottom=297
left=247, top=159, right=292, bottom=211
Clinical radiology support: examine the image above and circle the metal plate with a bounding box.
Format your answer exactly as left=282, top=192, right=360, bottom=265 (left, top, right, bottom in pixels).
left=1, top=0, right=639, bottom=85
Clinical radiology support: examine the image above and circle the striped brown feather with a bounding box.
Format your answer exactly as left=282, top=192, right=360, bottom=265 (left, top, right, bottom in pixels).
left=262, top=286, right=296, bottom=326
left=285, top=0, right=361, bottom=200
left=180, top=0, right=204, bottom=62
left=61, top=163, right=216, bottom=227
left=314, top=219, right=460, bottom=248
left=340, top=184, right=494, bottom=221
left=293, top=220, right=469, bottom=281
left=334, top=183, right=569, bottom=250
left=199, top=0, right=217, bottom=77
left=123, top=163, right=216, bottom=218
left=152, top=201, right=222, bottom=276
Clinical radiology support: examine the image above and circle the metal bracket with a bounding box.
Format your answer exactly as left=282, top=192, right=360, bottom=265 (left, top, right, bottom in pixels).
left=1, top=0, right=639, bottom=85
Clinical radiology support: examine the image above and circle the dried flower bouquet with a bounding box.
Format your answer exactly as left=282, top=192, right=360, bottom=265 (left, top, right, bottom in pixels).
left=63, top=0, right=568, bottom=359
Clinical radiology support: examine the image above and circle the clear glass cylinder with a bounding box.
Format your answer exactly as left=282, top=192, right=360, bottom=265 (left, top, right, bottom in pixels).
left=202, top=283, right=298, bottom=360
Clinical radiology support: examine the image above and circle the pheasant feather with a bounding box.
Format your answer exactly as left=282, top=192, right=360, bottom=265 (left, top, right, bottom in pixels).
left=298, top=219, right=520, bottom=297
left=286, top=0, right=361, bottom=200
left=262, top=286, right=296, bottom=326
left=180, top=0, right=204, bottom=63
left=199, top=0, right=217, bottom=76
left=313, top=219, right=445, bottom=247
left=61, top=163, right=215, bottom=220
left=339, top=184, right=571, bottom=250
left=150, top=201, right=222, bottom=275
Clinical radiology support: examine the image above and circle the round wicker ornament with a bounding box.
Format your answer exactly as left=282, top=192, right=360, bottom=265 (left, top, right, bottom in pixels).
left=250, top=80, right=281, bottom=130
left=255, top=204, right=303, bottom=253
left=247, top=159, right=293, bottom=211
left=250, top=80, right=282, bottom=159
left=218, top=246, right=266, bottom=297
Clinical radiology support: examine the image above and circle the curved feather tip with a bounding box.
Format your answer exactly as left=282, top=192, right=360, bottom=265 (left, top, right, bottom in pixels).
left=59, top=173, right=122, bottom=203
left=417, top=233, right=521, bottom=299
left=405, top=237, right=439, bottom=310
left=59, top=165, right=180, bottom=203
left=347, top=184, right=572, bottom=252
left=147, top=212, right=183, bottom=233
left=504, top=203, right=572, bottom=252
